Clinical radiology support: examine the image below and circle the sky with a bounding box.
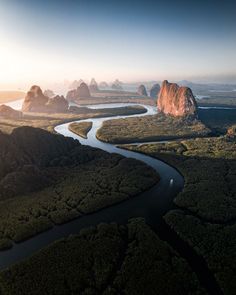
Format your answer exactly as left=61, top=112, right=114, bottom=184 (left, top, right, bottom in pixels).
left=0, top=0, right=236, bottom=89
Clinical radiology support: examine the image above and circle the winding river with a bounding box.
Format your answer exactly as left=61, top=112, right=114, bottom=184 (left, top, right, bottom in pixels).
left=0, top=102, right=184, bottom=270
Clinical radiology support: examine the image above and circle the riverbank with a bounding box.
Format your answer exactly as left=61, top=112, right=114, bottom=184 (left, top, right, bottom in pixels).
left=0, top=125, right=159, bottom=251
left=69, top=121, right=92, bottom=138
left=0, top=104, right=147, bottom=134
left=122, top=134, right=236, bottom=295
left=4, top=103, right=228, bottom=294
left=96, top=113, right=210, bottom=144
left=0, top=103, right=183, bottom=270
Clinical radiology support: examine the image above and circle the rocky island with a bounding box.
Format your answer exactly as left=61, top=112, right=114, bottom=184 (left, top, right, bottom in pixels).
left=111, top=79, right=123, bottom=90
left=157, top=80, right=197, bottom=117
left=22, top=86, right=69, bottom=113
left=89, top=78, right=99, bottom=92
left=66, top=82, right=91, bottom=101
left=97, top=80, right=208, bottom=143
left=150, top=83, right=160, bottom=99
left=137, top=84, right=148, bottom=96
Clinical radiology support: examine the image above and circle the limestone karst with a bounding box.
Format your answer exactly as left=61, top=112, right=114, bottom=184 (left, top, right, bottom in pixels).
left=137, top=85, right=148, bottom=96
left=150, top=83, right=160, bottom=99
left=22, top=86, right=68, bottom=113
left=46, top=95, right=69, bottom=112
left=66, top=82, right=91, bottom=101
left=99, top=81, right=109, bottom=88
left=157, top=80, right=197, bottom=117
left=43, top=89, right=55, bottom=98
left=69, top=80, right=83, bottom=89
left=111, top=79, right=123, bottom=90
left=22, top=86, right=48, bottom=112
left=89, top=78, right=99, bottom=92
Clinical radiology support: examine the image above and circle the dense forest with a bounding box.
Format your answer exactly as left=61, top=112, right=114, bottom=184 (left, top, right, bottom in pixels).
left=0, top=126, right=158, bottom=250
left=0, top=219, right=206, bottom=295
left=97, top=113, right=210, bottom=143
left=123, top=133, right=236, bottom=294
left=0, top=100, right=235, bottom=294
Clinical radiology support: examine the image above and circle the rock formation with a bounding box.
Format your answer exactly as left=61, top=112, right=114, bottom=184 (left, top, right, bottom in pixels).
left=157, top=80, right=197, bottom=117
left=66, top=83, right=91, bottom=101
left=46, top=95, right=69, bottom=112
left=99, top=81, right=109, bottom=88
left=66, top=89, right=77, bottom=101
left=150, top=83, right=160, bottom=99
left=44, top=89, right=55, bottom=98
left=77, top=82, right=91, bottom=97
left=69, top=80, right=83, bottom=89
left=111, top=83, right=123, bottom=90
left=137, top=85, right=148, bottom=96
left=22, top=85, right=68, bottom=113
left=0, top=105, right=22, bottom=119
left=111, top=79, right=123, bottom=90
left=22, top=86, right=48, bottom=112
left=89, top=78, right=99, bottom=92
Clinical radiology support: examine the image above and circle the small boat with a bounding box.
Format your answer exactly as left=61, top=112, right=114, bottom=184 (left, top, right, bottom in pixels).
left=170, top=179, right=174, bottom=186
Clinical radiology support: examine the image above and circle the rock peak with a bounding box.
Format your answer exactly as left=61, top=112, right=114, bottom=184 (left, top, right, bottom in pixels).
left=150, top=83, right=160, bottom=99
left=89, top=78, right=99, bottom=92
left=66, top=82, right=91, bottom=101
left=157, top=80, right=197, bottom=117
left=137, top=85, right=147, bottom=96
left=22, top=86, right=68, bottom=113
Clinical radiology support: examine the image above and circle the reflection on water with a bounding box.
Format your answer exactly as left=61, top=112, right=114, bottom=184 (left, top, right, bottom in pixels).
left=83, top=102, right=152, bottom=109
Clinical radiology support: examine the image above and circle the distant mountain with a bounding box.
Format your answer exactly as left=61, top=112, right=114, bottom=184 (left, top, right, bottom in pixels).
left=137, top=85, right=148, bottom=96
left=66, top=82, right=91, bottom=100
left=99, top=81, right=109, bottom=88
left=111, top=79, right=123, bottom=90
left=43, top=89, right=55, bottom=98
left=178, top=80, right=236, bottom=94
left=150, top=83, right=160, bottom=99
left=22, top=85, right=69, bottom=113
left=69, top=80, right=83, bottom=89
left=89, top=78, right=99, bottom=92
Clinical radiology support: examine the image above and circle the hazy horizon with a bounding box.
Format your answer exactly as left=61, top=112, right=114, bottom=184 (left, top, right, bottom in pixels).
left=0, top=0, right=236, bottom=89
